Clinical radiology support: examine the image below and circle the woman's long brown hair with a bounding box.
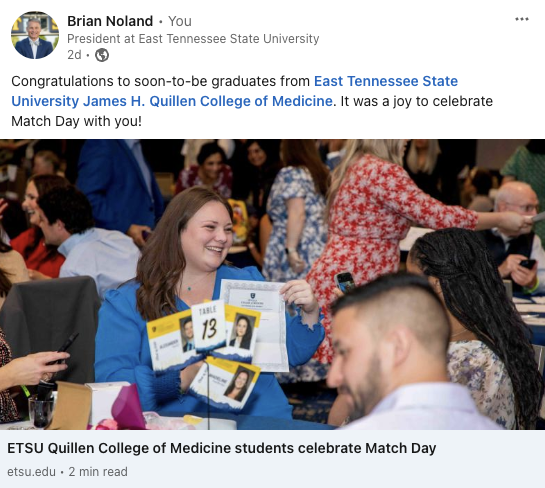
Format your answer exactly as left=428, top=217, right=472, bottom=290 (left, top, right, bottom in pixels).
left=281, top=140, right=329, bottom=196
left=136, top=187, right=233, bottom=321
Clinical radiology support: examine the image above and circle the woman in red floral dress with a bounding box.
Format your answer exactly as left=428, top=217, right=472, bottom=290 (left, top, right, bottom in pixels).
left=307, top=140, right=533, bottom=369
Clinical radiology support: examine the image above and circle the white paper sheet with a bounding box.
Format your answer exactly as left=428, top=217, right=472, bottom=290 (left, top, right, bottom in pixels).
left=220, top=280, right=288, bottom=372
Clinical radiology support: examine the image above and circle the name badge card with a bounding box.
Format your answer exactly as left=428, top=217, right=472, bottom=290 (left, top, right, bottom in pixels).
left=188, top=357, right=261, bottom=412
left=191, top=299, right=227, bottom=353
left=212, top=305, right=260, bottom=363
left=147, top=310, right=202, bottom=371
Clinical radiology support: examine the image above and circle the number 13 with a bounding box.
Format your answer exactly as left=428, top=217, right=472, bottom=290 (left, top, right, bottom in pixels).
left=202, top=319, right=217, bottom=340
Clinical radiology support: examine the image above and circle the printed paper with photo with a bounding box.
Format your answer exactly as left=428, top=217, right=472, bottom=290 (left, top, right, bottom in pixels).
left=188, top=357, right=261, bottom=412
left=211, top=305, right=260, bottom=363
left=147, top=310, right=203, bottom=371
left=220, top=280, right=288, bottom=372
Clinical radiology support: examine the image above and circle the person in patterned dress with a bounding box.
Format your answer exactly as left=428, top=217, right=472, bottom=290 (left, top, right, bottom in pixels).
left=175, top=142, right=233, bottom=199
left=307, top=140, right=533, bottom=424
left=263, top=140, right=329, bottom=282
left=0, top=328, right=69, bottom=423
left=408, top=228, right=544, bottom=429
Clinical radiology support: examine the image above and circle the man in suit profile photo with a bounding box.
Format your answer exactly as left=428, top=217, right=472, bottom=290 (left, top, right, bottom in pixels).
left=15, top=18, right=54, bottom=59
left=182, top=319, right=195, bottom=352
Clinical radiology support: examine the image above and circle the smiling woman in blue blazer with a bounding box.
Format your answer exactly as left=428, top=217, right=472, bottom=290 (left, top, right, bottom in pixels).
left=95, top=187, right=324, bottom=418
left=15, top=19, right=53, bottom=59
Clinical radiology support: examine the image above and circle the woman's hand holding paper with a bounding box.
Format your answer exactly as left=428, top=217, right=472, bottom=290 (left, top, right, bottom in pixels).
left=280, top=280, right=320, bottom=326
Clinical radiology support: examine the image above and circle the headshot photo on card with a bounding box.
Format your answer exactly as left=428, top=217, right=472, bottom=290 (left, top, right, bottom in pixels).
left=146, top=310, right=203, bottom=373
left=229, top=314, right=255, bottom=350
left=187, top=358, right=261, bottom=412
left=211, top=306, right=260, bottom=364
left=12, top=12, right=58, bottom=60
left=223, top=366, right=255, bottom=403
left=180, top=316, right=196, bottom=352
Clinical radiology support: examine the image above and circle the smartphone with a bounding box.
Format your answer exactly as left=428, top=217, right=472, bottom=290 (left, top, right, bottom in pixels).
left=334, top=272, right=356, bottom=293
left=520, top=259, right=537, bottom=269
left=36, top=333, right=80, bottom=404
left=46, top=332, right=79, bottom=365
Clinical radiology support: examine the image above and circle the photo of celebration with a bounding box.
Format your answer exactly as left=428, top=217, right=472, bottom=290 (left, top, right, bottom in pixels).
left=0, top=138, right=543, bottom=430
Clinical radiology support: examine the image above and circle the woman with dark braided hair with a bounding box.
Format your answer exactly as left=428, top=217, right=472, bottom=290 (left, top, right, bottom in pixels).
left=407, top=228, right=544, bottom=429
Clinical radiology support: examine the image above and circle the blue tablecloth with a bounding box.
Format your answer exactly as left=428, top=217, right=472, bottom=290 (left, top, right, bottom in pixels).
left=164, top=412, right=334, bottom=430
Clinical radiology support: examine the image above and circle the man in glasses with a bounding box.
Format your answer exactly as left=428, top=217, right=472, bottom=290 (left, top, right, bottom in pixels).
left=480, top=181, right=544, bottom=294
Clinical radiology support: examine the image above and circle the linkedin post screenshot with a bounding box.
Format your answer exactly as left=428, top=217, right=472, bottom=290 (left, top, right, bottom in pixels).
left=1, top=0, right=544, bottom=486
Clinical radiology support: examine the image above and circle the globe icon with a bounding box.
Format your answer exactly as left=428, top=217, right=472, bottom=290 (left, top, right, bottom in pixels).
left=95, top=48, right=109, bottom=62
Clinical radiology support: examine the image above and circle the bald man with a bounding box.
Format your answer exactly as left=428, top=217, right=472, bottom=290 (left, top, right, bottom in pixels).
left=480, top=181, right=545, bottom=294
left=328, top=273, right=500, bottom=429
left=15, top=19, right=53, bottom=59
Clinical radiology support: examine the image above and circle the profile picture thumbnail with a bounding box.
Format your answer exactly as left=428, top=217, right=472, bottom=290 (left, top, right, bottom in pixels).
left=12, top=12, right=58, bottom=59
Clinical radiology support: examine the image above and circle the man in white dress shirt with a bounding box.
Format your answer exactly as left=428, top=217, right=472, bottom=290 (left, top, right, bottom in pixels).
left=37, top=185, right=140, bottom=300
left=328, top=273, right=501, bottom=430
left=15, top=19, right=53, bottom=59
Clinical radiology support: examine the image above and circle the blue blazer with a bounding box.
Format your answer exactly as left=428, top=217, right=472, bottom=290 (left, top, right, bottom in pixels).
left=95, top=265, right=325, bottom=418
left=15, top=38, right=53, bottom=59
left=77, top=140, right=165, bottom=233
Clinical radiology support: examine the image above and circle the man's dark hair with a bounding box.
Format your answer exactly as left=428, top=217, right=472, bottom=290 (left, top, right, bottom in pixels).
left=332, top=272, right=451, bottom=356
left=38, top=185, right=95, bottom=235
left=197, top=142, right=227, bottom=166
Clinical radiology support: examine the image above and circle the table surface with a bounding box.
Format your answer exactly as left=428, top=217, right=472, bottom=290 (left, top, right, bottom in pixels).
left=9, top=292, right=542, bottom=431
left=1, top=415, right=334, bottom=431
left=163, top=412, right=334, bottom=430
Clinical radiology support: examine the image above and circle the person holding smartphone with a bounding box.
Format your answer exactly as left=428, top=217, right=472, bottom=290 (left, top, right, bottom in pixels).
left=479, top=181, right=545, bottom=295
left=0, top=328, right=69, bottom=423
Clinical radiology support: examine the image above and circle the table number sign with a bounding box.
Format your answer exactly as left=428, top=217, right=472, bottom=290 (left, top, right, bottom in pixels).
left=191, top=299, right=227, bottom=353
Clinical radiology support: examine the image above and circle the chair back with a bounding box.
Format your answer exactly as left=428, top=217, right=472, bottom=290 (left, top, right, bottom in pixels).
left=0, top=276, right=101, bottom=384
